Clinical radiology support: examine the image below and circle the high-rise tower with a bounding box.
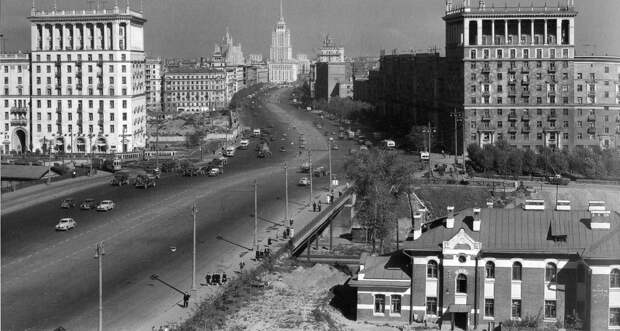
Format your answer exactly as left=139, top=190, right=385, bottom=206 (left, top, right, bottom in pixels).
left=268, top=0, right=297, bottom=83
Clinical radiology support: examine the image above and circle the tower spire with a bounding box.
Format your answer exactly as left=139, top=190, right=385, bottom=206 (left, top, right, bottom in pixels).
left=280, top=0, right=284, bottom=20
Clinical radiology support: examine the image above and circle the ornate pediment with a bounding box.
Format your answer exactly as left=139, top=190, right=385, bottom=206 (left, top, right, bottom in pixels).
left=442, top=228, right=481, bottom=255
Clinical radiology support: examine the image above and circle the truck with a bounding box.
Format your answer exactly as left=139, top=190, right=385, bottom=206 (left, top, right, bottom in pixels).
left=239, top=139, right=250, bottom=149
left=111, top=171, right=130, bottom=186
left=135, top=174, right=157, bottom=189
left=300, top=161, right=311, bottom=173
left=383, top=139, right=396, bottom=150
left=347, top=130, right=355, bottom=139
left=252, top=128, right=261, bottom=137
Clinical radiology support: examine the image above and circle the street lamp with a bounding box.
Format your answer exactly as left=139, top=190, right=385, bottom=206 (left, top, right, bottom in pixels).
left=450, top=108, right=463, bottom=166
left=94, top=241, right=105, bottom=331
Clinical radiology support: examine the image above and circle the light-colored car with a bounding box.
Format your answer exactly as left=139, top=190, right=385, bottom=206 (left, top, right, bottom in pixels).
left=331, top=144, right=339, bottom=150
left=208, top=168, right=220, bottom=177
left=96, top=200, right=115, bottom=212
left=298, top=177, right=310, bottom=186
left=56, top=218, right=76, bottom=231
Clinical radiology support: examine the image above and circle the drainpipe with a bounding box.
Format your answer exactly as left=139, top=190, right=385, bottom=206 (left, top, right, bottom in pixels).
left=403, top=250, right=415, bottom=324
left=474, top=255, right=479, bottom=329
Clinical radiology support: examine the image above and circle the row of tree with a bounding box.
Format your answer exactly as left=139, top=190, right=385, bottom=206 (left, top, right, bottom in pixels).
left=467, top=140, right=620, bottom=179
left=344, top=149, right=414, bottom=253
left=309, top=97, right=372, bottom=122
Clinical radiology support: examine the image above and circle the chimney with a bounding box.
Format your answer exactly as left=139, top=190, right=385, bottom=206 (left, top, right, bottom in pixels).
left=473, top=208, right=481, bottom=232
left=413, top=212, right=423, bottom=240
left=446, top=206, right=455, bottom=228
left=590, top=210, right=611, bottom=230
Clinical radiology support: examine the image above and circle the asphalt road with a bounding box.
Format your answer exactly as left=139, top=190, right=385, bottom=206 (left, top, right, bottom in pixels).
left=1, top=88, right=355, bottom=330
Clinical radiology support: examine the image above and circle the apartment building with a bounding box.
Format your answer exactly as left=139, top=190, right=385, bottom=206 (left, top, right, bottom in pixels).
left=0, top=53, right=31, bottom=154
left=163, top=67, right=228, bottom=113
left=145, top=57, right=162, bottom=113
left=27, top=4, right=147, bottom=154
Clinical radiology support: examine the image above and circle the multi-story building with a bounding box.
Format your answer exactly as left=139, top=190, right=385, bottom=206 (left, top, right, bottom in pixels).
left=248, top=54, right=264, bottom=65
left=352, top=200, right=620, bottom=330
left=145, top=57, right=162, bottom=113
left=573, top=56, right=620, bottom=149
left=225, top=66, right=244, bottom=100
left=213, top=28, right=244, bottom=67
left=317, top=35, right=344, bottom=63
left=445, top=0, right=577, bottom=152
left=243, top=65, right=269, bottom=86
left=0, top=52, right=31, bottom=154
left=163, top=67, right=228, bottom=113
left=267, top=0, right=298, bottom=83
left=296, top=54, right=310, bottom=76
left=310, top=36, right=353, bottom=101
left=28, top=4, right=147, bottom=154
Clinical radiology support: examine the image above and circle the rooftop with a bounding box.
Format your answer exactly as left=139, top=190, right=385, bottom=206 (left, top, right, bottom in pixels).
left=404, top=207, right=620, bottom=259
left=166, top=67, right=226, bottom=75
left=1, top=165, right=54, bottom=181
left=29, top=6, right=145, bottom=22
left=444, top=3, right=577, bottom=19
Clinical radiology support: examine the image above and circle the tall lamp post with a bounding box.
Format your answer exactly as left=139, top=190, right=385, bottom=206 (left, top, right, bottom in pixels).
left=283, top=162, right=289, bottom=226
left=94, top=241, right=105, bottom=331
left=422, top=122, right=436, bottom=181
left=450, top=108, right=463, bottom=171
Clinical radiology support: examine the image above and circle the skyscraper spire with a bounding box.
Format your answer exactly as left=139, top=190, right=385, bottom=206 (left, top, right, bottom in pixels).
left=280, top=0, right=284, bottom=21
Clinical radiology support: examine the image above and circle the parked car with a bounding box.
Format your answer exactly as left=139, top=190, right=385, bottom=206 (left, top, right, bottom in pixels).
left=111, top=172, right=130, bottom=186
left=279, top=146, right=287, bottom=152
left=135, top=174, right=157, bottom=189
left=96, top=200, right=116, bottom=211
left=331, top=144, right=339, bottom=150
left=80, top=198, right=96, bottom=210
left=60, top=198, right=76, bottom=209
left=208, top=167, right=220, bottom=177
left=55, top=218, right=76, bottom=231
left=298, top=177, right=310, bottom=186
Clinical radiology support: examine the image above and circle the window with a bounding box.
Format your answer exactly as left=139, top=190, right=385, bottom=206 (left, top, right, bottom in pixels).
left=485, top=261, right=495, bottom=279
left=374, top=294, right=385, bottom=314
left=512, top=299, right=522, bottom=318
left=545, top=300, right=557, bottom=319
left=497, top=73, right=503, bottom=80
left=426, top=297, right=438, bottom=315
left=390, top=295, right=401, bottom=314
left=611, top=269, right=620, bottom=288
left=611, top=308, right=620, bottom=327
left=512, top=262, right=522, bottom=280
left=485, top=299, right=495, bottom=317
left=110, top=125, right=115, bottom=133
left=427, top=261, right=438, bottom=278
left=456, top=274, right=467, bottom=293
left=110, top=113, right=115, bottom=121
left=545, top=263, right=557, bottom=282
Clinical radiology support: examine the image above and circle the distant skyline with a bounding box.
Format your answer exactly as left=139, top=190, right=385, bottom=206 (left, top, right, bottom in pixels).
left=1, top=0, right=619, bottom=58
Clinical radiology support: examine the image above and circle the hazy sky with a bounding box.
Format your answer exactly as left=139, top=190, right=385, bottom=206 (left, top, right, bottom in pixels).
left=2, top=0, right=619, bottom=58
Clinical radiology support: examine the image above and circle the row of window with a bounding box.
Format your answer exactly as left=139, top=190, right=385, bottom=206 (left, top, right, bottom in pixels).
left=471, top=95, right=570, bottom=105
left=34, top=64, right=128, bottom=74
left=33, top=53, right=128, bottom=63
left=470, top=48, right=570, bottom=60
left=373, top=294, right=401, bottom=315
left=24, top=123, right=127, bottom=134
left=427, top=260, right=620, bottom=286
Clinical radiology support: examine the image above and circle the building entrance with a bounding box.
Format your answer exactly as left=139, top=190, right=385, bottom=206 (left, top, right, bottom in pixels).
left=453, top=312, right=468, bottom=330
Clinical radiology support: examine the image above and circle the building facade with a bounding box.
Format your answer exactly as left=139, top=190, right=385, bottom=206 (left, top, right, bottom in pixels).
left=163, top=67, right=228, bottom=113
left=213, top=27, right=244, bottom=67
left=145, top=57, right=162, bottom=113
left=0, top=52, right=31, bottom=153
left=352, top=201, right=620, bottom=330
left=267, top=0, right=298, bottom=83
left=317, top=35, right=345, bottom=63
left=27, top=4, right=147, bottom=154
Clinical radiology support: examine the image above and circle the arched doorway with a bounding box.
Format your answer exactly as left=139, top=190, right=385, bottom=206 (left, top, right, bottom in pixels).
left=11, top=129, right=27, bottom=154
left=96, top=137, right=108, bottom=153
left=76, top=137, right=86, bottom=153
left=55, top=138, right=65, bottom=153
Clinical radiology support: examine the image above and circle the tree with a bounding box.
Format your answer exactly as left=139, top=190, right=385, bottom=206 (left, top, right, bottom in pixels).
left=522, top=149, right=537, bottom=175
left=481, top=144, right=496, bottom=174
left=507, top=149, right=523, bottom=177
left=406, top=126, right=427, bottom=151
left=466, top=144, right=484, bottom=172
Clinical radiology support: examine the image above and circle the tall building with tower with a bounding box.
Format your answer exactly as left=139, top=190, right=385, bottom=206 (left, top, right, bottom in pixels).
left=27, top=1, right=147, bottom=154
left=268, top=0, right=298, bottom=83
left=0, top=52, right=31, bottom=154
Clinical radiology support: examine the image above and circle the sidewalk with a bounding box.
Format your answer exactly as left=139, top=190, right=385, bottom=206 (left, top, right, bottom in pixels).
left=1, top=171, right=113, bottom=215
left=145, top=184, right=348, bottom=330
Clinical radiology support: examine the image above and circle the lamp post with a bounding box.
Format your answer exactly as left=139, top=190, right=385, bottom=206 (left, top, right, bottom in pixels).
left=308, top=150, right=313, bottom=205
left=283, top=162, right=289, bottom=226
left=191, top=203, right=197, bottom=292
left=94, top=241, right=105, bottom=331
left=422, top=122, right=436, bottom=182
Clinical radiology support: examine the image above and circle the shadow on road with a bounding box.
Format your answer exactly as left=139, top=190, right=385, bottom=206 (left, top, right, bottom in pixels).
left=215, top=235, right=252, bottom=251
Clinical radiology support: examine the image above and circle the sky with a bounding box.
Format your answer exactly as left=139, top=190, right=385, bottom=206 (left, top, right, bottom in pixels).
left=1, top=0, right=619, bottom=59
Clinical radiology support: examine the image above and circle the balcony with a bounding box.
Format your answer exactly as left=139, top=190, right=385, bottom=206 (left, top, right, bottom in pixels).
left=56, top=108, right=62, bottom=114
left=98, top=108, right=104, bottom=114
left=76, top=70, right=82, bottom=77
left=55, top=84, right=62, bottom=90
left=10, top=118, right=28, bottom=126
left=477, top=125, right=497, bottom=132
left=522, top=115, right=530, bottom=121
left=508, top=79, right=516, bottom=85
left=76, top=83, right=83, bottom=90
left=97, top=71, right=103, bottom=77
left=97, top=120, right=104, bottom=126
left=548, top=114, right=558, bottom=121
left=482, top=90, right=491, bottom=97
left=482, top=76, right=492, bottom=84
left=543, top=126, right=560, bottom=132
left=548, top=90, right=556, bottom=96
left=547, top=66, right=557, bottom=73
left=507, top=126, right=518, bottom=133
left=521, top=67, right=530, bottom=73
left=508, top=113, right=518, bottom=121
left=521, top=79, right=530, bottom=85
left=587, top=115, right=596, bottom=122
left=522, top=90, right=530, bottom=97
left=587, top=127, right=596, bottom=134
left=77, top=107, right=83, bottom=113
left=508, top=67, right=517, bottom=73
left=55, top=59, right=61, bottom=66
left=96, top=59, right=104, bottom=66
left=508, top=90, right=517, bottom=96
left=481, top=66, right=491, bottom=73
left=56, top=119, right=62, bottom=125
left=10, top=107, right=28, bottom=115
left=55, top=71, right=61, bottom=78
left=521, top=126, right=531, bottom=133
left=97, top=83, right=104, bottom=90
left=76, top=60, right=82, bottom=66
left=77, top=119, right=83, bottom=125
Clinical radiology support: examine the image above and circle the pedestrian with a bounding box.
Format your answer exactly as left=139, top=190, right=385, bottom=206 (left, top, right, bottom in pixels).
left=318, top=203, right=322, bottom=212
left=313, top=201, right=317, bottom=212
left=289, top=219, right=293, bottom=226
left=239, top=261, right=245, bottom=272
left=339, top=191, right=342, bottom=198
left=205, top=273, right=211, bottom=285
left=182, top=293, right=190, bottom=308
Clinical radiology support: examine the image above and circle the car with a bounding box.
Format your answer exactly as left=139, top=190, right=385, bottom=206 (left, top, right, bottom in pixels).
left=279, top=146, right=287, bottom=152
left=360, top=145, right=369, bottom=151
left=80, top=198, right=96, bottom=210
left=96, top=200, right=115, bottom=211
left=60, top=198, right=76, bottom=209
left=298, top=177, right=310, bottom=186
left=56, top=218, right=76, bottom=231
left=208, top=168, right=220, bottom=177
left=331, top=144, right=339, bottom=150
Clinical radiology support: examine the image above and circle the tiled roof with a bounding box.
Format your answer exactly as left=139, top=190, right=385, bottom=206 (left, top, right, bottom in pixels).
left=1, top=165, right=51, bottom=180
left=360, top=253, right=410, bottom=281
left=403, top=207, right=620, bottom=259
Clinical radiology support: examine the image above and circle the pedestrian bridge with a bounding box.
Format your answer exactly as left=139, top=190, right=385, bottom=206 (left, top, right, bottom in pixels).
left=290, top=188, right=354, bottom=256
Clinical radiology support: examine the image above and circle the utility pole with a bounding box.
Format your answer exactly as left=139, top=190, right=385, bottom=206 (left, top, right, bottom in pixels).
left=453, top=108, right=458, bottom=166
left=308, top=150, right=313, bottom=205
left=328, top=139, right=332, bottom=195
left=191, top=203, right=197, bottom=292
left=254, top=180, right=258, bottom=251
left=94, top=242, right=105, bottom=331
left=284, top=162, right=289, bottom=226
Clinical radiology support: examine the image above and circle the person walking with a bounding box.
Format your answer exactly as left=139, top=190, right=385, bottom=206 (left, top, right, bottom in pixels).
left=313, top=201, right=317, bottom=212
left=182, top=293, right=190, bottom=308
